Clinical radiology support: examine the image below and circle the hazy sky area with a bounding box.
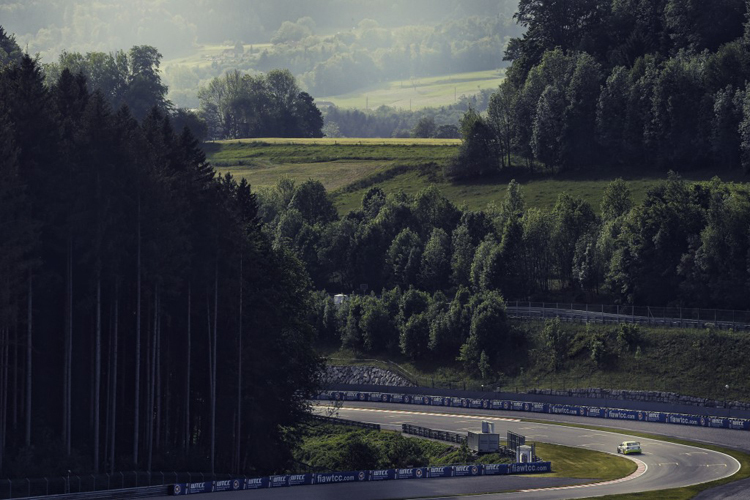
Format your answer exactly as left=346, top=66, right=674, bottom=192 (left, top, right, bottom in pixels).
left=1, top=0, right=520, bottom=61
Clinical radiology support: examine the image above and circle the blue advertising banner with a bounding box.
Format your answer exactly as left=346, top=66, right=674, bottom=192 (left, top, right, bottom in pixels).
left=211, top=479, right=241, bottom=492
left=369, top=469, right=396, bottom=481
left=585, top=407, right=605, bottom=418
left=288, top=474, right=314, bottom=486
left=491, top=400, right=505, bottom=410
left=185, top=481, right=214, bottom=494
left=454, top=465, right=482, bottom=477
left=606, top=409, right=640, bottom=421
left=244, top=477, right=269, bottom=489
left=169, top=484, right=185, bottom=495
left=269, top=476, right=289, bottom=488
left=396, top=468, right=427, bottom=479
left=427, top=466, right=453, bottom=478
left=369, top=392, right=391, bottom=403
left=314, top=471, right=368, bottom=485
left=452, top=397, right=465, bottom=407
left=509, top=462, right=552, bottom=474
left=468, top=399, right=485, bottom=409
left=510, top=401, right=525, bottom=411
left=432, top=396, right=451, bottom=406
left=355, top=392, right=369, bottom=402
left=549, top=405, right=583, bottom=416
left=483, top=464, right=510, bottom=476
left=389, top=394, right=408, bottom=403
left=527, top=402, right=548, bottom=413
left=637, top=411, right=666, bottom=423
left=708, top=417, right=728, bottom=428
left=667, top=414, right=703, bottom=426
left=728, top=419, right=750, bottom=430
left=412, top=395, right=431, bottom=405
left=330, top=391, right=344, bottom=401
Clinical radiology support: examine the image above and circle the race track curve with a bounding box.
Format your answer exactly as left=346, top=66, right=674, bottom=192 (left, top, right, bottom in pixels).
left=215, top=401, right=741, bottom=500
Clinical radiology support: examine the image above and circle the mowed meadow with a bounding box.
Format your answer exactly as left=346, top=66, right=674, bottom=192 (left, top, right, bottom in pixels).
left=205, top=138, right=750, bottom=214
left=317, top=69, right=506, bottom=110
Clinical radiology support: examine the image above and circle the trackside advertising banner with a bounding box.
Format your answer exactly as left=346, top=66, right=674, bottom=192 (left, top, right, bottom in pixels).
left=453, top=465, right=482, bottom=477
left=510, top=462, right=552, bottom=474
left=428, top=466, right=453, bottom=478
left=316, top=391, right=750, bottom=432
left=397, top=468, right=428, bottom=479
left=483, top=464, right=510, bottom=475
left=314, top=470, right=369, bottom=484
left=169, top=462, right=554, bottom=495
left=369, top=469, right=396, bottom=481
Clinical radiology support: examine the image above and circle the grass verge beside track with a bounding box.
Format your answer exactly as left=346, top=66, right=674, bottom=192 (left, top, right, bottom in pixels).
left=522, top=419, right=750, bottom=499
left=531, top=442, right=637, bottom=481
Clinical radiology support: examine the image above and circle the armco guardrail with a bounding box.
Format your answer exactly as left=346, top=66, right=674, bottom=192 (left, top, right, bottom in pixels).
left=15, top=485, right=166, bottom=500
left=168, top=462, right=553, bottom=495
left=311, top=414, right=380, bottom=430
left=506, top=301, right=750, bottom=331
left=322, top=391, right=750, bottom=432
left=0, top=472, right=214, bottom=500
left=402, top=424, right=467, bottom=444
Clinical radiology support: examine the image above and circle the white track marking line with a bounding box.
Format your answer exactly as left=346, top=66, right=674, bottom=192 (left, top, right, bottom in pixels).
left=519, top=458, right=648, bottom=494
left=332, top=407, right=521, bottom=422
left=325, top=406, right=742, bottom=495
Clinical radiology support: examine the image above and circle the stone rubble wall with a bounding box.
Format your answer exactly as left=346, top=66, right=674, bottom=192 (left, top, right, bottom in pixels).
left=527, top=387, right=749, bottom=411
left=325, top=365, right=415, bottom=387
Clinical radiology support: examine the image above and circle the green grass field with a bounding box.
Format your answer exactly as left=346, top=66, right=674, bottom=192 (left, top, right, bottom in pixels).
left=206, top=139, right=749, bottom=215
left=317, top=69, right=506, bottom=110
left=163, top=42, right=273, bottom=70
left=532, top=442, right=636, bottom=481
left=299, top=420, right=635, bottom=483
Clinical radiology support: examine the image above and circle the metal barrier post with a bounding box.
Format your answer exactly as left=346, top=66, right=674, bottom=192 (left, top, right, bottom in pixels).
left=27, top=478, right=30, bottom=497
left=91, top=474, right=96, bottom=491
left=119, top=471, right=124, bottom=489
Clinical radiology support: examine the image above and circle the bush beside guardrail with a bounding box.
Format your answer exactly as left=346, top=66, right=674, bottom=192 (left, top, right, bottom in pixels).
left=310, top=414, right=380, bottom=430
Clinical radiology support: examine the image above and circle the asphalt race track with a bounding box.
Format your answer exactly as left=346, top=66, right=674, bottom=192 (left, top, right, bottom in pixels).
left=210, top=402, right=742, bottom=500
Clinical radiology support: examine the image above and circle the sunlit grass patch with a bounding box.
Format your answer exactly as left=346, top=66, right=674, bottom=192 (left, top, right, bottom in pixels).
left=318, top=69, right=506, bottom=110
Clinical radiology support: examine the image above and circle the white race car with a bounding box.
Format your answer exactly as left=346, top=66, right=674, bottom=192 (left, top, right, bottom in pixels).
left=617, top=441, right=642, bottom=455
